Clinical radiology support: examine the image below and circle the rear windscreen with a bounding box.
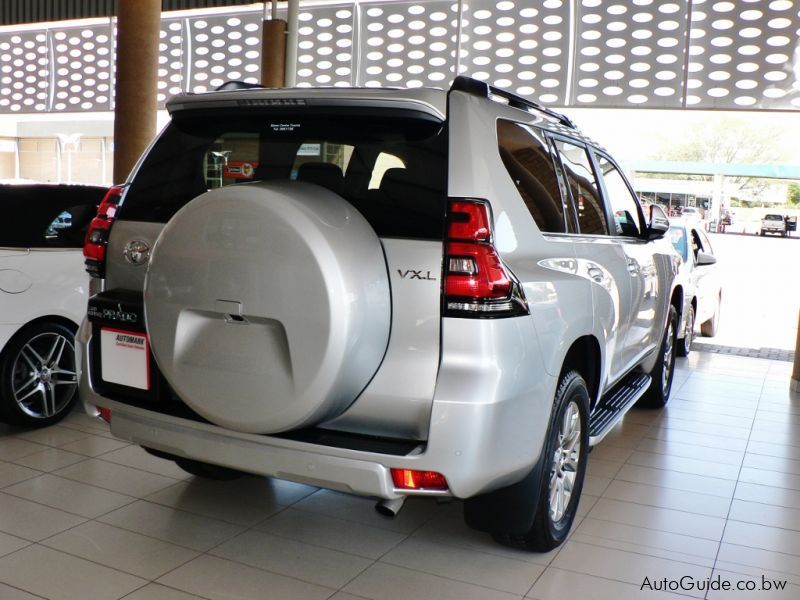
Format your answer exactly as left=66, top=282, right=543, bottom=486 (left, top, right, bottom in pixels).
left=120, top=109, right=448, bottom=239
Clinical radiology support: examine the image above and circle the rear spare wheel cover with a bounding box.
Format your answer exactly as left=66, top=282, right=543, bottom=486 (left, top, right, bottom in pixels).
left=144, top=181, right=391, bottom=433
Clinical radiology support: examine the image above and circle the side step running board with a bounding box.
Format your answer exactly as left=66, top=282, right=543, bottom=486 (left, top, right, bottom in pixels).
left=588, top=373, right=651, bottom=446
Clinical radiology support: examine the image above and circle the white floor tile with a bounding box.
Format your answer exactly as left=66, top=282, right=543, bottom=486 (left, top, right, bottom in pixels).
left=122, top=583, right=212, bottom=600
left=42, top=520, right=199, bottom=580
left=0, top=544, right=145, bottom=600
left=99, top=499, right=244, bottom=551
left=292, top=489, right=442, bottom=534
left=145, top=478, right=289, bottom=526
left=344, top=561, right=523, bottom=600
left=210, top=529, right=372, bottom=588
left=11, top=447, right=86, bottom=472
left=0, top=462, right=40, bottom=488
left=256, top=506, right=405, bottom=559
left=0, top=531, right=30, bottom=559
left=4, top=473, right=135, bottom=518
left=54, top=458, right=180, bottom=497
left=528, top=567, right=687, bottom=600
left=157, top=554, right=334, bottom=600
left=381, top=537, right=544, bottom=595
left=0, top=491, right=85, bottom=541
left=98, top=445, right=193, bottom=479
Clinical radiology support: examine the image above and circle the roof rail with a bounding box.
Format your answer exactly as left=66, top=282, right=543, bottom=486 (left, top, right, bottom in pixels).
left=215, top=80, right=266, bottom=91
left=450, top=76, right=576, bottom=129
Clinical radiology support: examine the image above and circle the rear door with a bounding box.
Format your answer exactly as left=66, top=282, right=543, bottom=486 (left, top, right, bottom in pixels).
left=591, top=151, right=662, bottom=369
left=689, top=227, right=720, bottom=324
left=549, top=136, right=633, bottom=386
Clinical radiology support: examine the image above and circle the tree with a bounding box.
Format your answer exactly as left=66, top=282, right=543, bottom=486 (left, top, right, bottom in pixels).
left=653, top=115, right=790, bottom=201
left=788, top=182, right=800, bottom=206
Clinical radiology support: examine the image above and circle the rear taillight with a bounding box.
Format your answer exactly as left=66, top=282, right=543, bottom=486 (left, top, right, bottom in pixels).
left=84, top=185, right=125, bottom=278
left=443, top=199, right=528, bottom=317
left=391, top=468, right=448, bottom=491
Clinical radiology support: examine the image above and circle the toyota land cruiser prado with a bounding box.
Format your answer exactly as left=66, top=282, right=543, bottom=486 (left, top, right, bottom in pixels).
left=77, top=77, right=681, bottom=551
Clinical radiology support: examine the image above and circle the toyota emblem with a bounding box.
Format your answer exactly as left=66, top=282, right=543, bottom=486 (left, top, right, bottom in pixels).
left=123, top=240, right=150, bottom=266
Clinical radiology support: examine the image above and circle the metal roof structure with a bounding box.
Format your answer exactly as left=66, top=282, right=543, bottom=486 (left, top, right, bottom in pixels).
left=0, top=1, right=257, bottom=25
left=1, top=0, right=799, bottom=114
left=627, top=160, right=800, bottom=180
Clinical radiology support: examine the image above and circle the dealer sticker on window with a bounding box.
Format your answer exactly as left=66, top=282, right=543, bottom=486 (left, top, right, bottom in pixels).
left=100, top=328, right=150, bottom=390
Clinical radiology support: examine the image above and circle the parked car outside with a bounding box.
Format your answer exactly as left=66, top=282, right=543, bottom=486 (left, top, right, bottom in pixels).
left=668, top=218, right=723, bottom=356
left=77, top=78, right=682, bottom=551
left=0, top=184, right=106, bottom=427
left=681, top=206, right=702, bottom=223
left=761, top=213, right=788, bottom=237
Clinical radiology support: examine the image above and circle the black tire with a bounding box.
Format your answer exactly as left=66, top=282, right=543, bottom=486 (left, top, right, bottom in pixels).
left=639, top=305, right=678, bottom=409
left=174, top=458, right=245, bottom=480
left=677, top=304, right=694, bottom=357
left=0, top=321, right=79, bottom=428
left=700, top=293, right=721, bottom=337
left=489, top=370, right=590, bottom=551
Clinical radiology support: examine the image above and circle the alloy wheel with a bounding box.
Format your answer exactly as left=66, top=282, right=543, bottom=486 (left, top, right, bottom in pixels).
left=548, top=400, right=582, bottom=523
left=12, top=332, right=78, bottom=419
left=662, top=320, right=675, bottom=395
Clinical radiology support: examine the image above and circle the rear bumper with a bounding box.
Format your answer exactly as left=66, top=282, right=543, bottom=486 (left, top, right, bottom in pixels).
left=78, top=315, right=554, bottom=500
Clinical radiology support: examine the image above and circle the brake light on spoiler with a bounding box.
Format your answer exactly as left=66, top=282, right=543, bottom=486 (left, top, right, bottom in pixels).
left=443, top=199, right=528, bottom=317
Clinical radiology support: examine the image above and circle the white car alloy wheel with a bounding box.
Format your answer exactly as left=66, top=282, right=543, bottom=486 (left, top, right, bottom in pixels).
left=1, top=322, right=80, bottom=427
left=12, top=331, right=78, bottom=419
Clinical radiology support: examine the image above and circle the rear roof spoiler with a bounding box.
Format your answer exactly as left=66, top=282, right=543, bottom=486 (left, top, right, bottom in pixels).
left=450, top=76, right=576, bottom=130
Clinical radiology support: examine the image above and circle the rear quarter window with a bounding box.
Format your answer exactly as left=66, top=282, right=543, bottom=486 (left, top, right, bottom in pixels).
left=496, top=119, right=567, bottom=234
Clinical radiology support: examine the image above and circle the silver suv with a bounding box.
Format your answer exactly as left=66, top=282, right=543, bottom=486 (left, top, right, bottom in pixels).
left=78, top=77, right=681, bottom=551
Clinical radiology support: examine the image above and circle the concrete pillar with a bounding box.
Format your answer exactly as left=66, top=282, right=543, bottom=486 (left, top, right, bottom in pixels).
left=261, top=19, right=287, bottom=87
left=711, top=173, right=724, bottom=222
left=112, top=0, right=161, bottom=184
left=792, top=310, right=800, bottom=392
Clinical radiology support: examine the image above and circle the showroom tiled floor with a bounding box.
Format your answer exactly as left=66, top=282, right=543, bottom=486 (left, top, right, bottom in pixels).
left=1, top=352, right=799, bottom=600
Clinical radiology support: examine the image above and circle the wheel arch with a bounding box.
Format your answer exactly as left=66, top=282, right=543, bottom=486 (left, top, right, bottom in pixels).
left=560, top=335, right=602, bottom=410
left=670, top=285, right=684, bottom=323
left=1, top=316, right=80, bottom=358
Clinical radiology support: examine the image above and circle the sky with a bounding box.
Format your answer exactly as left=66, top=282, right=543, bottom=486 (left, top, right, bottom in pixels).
left=560, top=107, right=800, bottom=167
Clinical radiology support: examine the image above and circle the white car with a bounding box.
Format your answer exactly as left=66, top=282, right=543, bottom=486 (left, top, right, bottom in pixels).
left=0, top=184, right=105, bottom=427
left=668, top=218, right=722, bottom=356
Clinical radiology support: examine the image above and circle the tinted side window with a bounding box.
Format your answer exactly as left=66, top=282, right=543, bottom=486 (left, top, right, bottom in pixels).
left=669, top=226, right=688, bottom=261
left=697, top=228, right=713, bottom=254
left=594, top=154, right=643, bottom=237
left=497, top=120, right=566, bottom=233
left=0, top=184, right=105, bottom=248
left=553, top=140, right=608, bottom=235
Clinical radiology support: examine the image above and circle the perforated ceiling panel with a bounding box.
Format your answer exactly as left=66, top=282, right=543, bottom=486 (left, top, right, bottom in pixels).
left=1, top=1, right=800, bottom=114
left=296, top=4, right=354, bottom=87
left=158, top=18, right=188, bottom=103
left=465, top=0, right=571, bottom=104
left=357, top=1, right=456, bottom=88
left=572, top=0, right=691, bottom=108
left=0, top=30, right=48, bottom=112
left=51, top=24, right=115, bottom=112
left=685, top=0, right=800, bottom=109
left=186, top=12, right=263, bottom=93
